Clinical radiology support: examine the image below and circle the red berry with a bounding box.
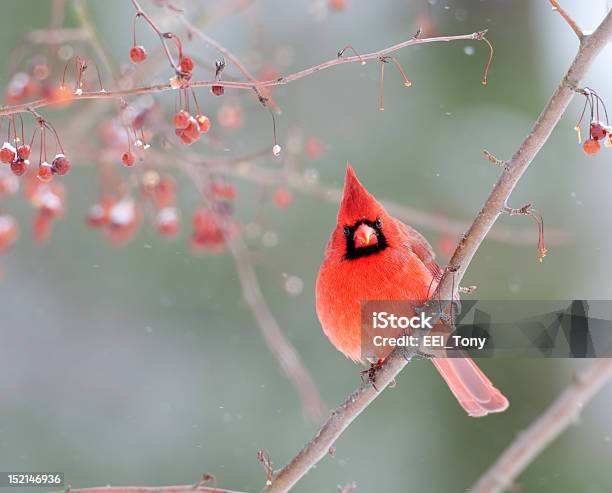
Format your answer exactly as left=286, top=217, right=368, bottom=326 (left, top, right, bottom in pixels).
left=0, top=143, right=16, bottom=164
left=156, top=176, right=176, bottom=208
left=173, top=110, right=190, bottom=130
left=179, top=56, right=194, bottom=73
left=86, top=198, right=113, bottom=228
left=157, top=207, right=180, bottom=237
left=130, top=45, right=147, bottom=63
left=10, top=159, right=27, bottom=176
left=211, top=182, right=236, bottom=200
left=37, top=162, right=53, bottom=182
left=195, top=114, right=211, bottom=133
left=328, top=0, right=347, bottom=12
left=179, top=117, right=201, bottom=145
left=211, top=84, right=225, bottom=96
left=273, top=188, right=293, bottom=208
left=51, top=154, right=71, bottom=175
left=176, top=128, right=195, bottom=145
left=0, top=214, right=19, bottom=253
left=17, top=144, right=31, bottom=160
left=583, top=138, right=600, bottom=155
left=33, top=211, right=52, bottom=243
left=305, top=137, right=323, bottom=160
left=590, top=121, right=607, bottom=141
left=122, top=151, right=136, bottom=167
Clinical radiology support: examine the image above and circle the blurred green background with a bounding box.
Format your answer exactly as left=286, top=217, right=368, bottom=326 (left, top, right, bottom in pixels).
left=1, top=1, right=612, bottom=492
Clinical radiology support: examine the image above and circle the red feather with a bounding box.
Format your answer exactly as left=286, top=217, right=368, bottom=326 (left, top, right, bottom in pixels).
left=316, top=163, right=508, bottom=417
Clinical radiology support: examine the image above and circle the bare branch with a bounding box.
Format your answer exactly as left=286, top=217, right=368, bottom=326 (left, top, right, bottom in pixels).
left=470, top=359, right=612, bottom=493
left=0, top=30, right=489, bottom=117
left=549, top=0, right=584, bottom=41
left=261, top=8, right=612, bottom=493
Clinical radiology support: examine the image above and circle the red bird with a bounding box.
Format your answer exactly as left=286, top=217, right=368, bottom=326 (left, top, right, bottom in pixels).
left=316, top=164, right=509, bottom=417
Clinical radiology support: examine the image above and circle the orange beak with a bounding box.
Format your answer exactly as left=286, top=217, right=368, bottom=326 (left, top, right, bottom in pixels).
left=353, top=223, right=378, bottom=248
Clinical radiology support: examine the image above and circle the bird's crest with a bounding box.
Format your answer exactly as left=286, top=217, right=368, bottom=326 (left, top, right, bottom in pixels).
left=338, top=163, right=384, bottom=225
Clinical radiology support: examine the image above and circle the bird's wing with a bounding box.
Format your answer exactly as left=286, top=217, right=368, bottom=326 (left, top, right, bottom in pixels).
left=396, top=221, right=443, bottom=280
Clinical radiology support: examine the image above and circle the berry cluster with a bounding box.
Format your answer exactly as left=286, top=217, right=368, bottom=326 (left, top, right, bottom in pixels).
left=575, top=88, right=611, bottom=156
left=582, top=121, right=611, bottom=155
left=174, top=109, right=210, bottom=145
left=1, top=116, right=71, bottom=181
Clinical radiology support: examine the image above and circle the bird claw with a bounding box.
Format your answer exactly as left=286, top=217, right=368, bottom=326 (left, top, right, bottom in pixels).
left=360, top=358, right=384, bottom=390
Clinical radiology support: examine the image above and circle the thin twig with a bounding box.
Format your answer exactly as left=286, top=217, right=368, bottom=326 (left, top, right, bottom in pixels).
left=549, top=0, right=584, bottom=41
left=0, top=30, right=489, bottom=117
left=470, top=359, right=612, bottom=493
left=261, top=8, right=612, bottom=493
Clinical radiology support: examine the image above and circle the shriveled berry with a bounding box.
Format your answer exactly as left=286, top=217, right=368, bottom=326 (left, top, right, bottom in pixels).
left=590, top=121, right=607, bottom=141
left=17, top=144, right=31, bottom=160
left=10, top=159, right=27, bottom=176
left=37, top=162, right=53, bottom=182
left=211, top=84, right=225, bottom=96
left=122, top=151, right=136, bottom=167
left=583, top=138, right=600, bottom=155
left=0, top=143, right=16, bottom=164
left=51, top=154, right=71, bottom=175
left=179, top=56, right=194, bottom=73
left=195, top=114, right=211, bottom=133
left=173, top=110, right=190, bottom=129
left=130, top=45, right=147, bottom=63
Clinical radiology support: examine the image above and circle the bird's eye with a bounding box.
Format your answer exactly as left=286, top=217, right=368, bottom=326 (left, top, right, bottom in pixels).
left=343, top=226, right=351, bottom=237
left=375, top=218, right=383, bottom=229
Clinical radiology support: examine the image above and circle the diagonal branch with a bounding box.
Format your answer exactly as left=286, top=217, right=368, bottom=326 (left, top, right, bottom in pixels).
left=470, top=359, right=612, bottom=493
left=227, top=235, right=327, bottom=419
left=262, top=7, right=612, bottom=493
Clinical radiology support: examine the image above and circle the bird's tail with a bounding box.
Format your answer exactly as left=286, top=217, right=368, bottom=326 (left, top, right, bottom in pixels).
left=432, top=357, right=509, bottom=417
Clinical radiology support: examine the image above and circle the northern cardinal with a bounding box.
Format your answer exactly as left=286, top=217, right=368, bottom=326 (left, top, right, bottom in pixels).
left=316, top=164, right=509, bottom=417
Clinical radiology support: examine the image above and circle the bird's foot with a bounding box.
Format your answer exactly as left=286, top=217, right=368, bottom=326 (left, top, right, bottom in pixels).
left=361, top=358, right=384, bottom=391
